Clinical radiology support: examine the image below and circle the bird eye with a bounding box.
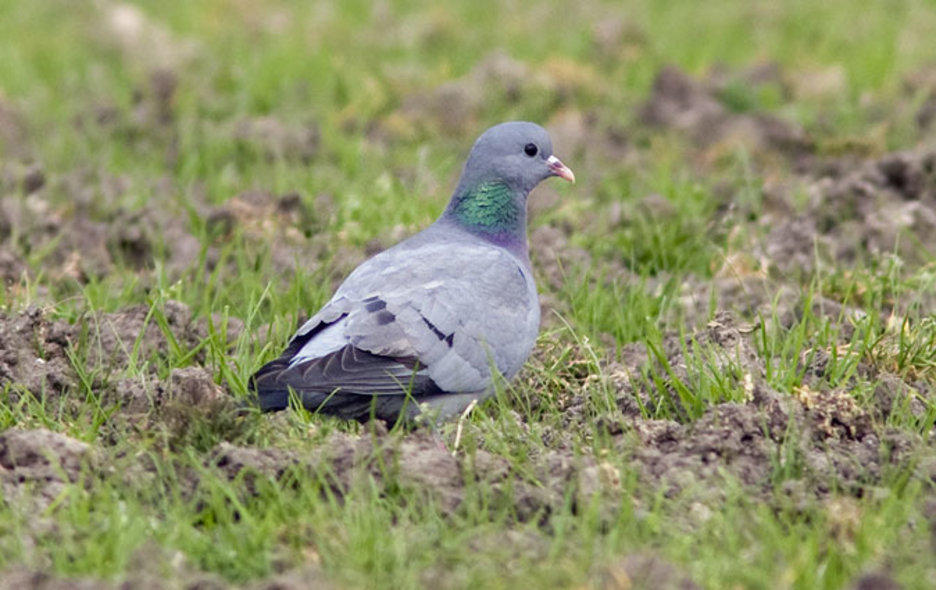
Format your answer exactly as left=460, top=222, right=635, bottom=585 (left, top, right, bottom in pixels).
left=524, top=143, right=538, bottom=157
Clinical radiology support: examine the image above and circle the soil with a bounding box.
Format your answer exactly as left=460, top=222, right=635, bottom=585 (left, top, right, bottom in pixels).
left=0, top=429, right=94, bottom=510
left=0, top=567, right=337, bottom=590
left=850, top=572, right=904, bottom=590
left=637, top=64, right=936, bottom=276
left=0, top=174, right=337, bottom=288
left=639, top=64, right=814, bottom=172
left=393, top=51, right=546, bottom=136
left=596, top=552, right=701, bottom=590
left=0, top=307, right=76, bottom=402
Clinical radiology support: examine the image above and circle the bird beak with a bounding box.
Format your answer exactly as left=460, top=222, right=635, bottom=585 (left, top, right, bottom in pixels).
left=546, top=155, right=575, bottom=183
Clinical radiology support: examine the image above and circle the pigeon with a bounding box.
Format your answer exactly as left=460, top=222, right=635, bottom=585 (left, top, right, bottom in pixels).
left=249, top=121, right=574, bottom=423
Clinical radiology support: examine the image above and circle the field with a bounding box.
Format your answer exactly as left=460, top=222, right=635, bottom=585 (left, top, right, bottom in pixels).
left=2, top=1, right=936, bottom=588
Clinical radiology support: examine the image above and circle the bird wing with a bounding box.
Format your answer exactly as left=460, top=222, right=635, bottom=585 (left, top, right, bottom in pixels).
left=253, top=233, right=538, bottom=399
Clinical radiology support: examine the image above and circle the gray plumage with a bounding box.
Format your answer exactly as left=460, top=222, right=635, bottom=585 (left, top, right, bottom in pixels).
left=249, top=121, right=574, bottom=423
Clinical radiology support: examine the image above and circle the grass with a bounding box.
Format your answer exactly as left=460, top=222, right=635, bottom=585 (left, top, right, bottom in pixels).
left=2, top=0, right=936, bottom=588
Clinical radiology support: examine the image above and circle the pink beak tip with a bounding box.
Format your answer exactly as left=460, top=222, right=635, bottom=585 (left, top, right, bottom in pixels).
left=547, top=155, right=575, bottom=184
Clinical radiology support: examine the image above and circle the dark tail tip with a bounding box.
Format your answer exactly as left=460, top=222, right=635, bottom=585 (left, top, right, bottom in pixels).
left=237, top=390, right=290, bottom=414
left=241, top=363, right=292, bottom=413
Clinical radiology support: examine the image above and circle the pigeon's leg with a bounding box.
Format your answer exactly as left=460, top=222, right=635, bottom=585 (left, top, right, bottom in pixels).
left=450, top=399, right=478, bottom=457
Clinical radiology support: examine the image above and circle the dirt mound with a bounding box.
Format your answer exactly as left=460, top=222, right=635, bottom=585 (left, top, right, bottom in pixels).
left=212, top=430, right=465, bottom=514
left=0, top=307, right=76, bottom=401
left=554, top=312, right=924, bottom=502
left=763, top=148, right=936, bottom=274
left=0, top=429, right=94, bottom=509
left=624, top=390, right=913, bottom=499
left=0, top=302, right=232, bottom=411
left=208, top=428, right=617, bottom=523
left=204, top=189, right=332, bottom=279
left=111, top=366, right=230, bottom=418
left=0, top=187, right=188, bottom=283
left=393, top=51, right=546, bottom=136
left=0, top=98, right=31, bottom=159
left=634, top=65, right=936, bottom=277
left=0, top=566, right=226, bottom=590
left=639, top=64, right=813, bottom=166
left=596, top=552, right=701, bottom=590
left=0, top=165, right=332, bottom=289
left=0, top=569, right=110, bottom=590
left=76, top=300, right=206, bottom=370
left=385, top=51, right=598, bottom=139
left=849, top=572, right=904, bottom=590
left=233, top=116, right=320, bottom=163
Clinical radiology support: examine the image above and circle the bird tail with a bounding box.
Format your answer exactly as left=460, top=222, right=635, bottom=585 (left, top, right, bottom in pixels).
left=245, top=357, right=418, bottom=422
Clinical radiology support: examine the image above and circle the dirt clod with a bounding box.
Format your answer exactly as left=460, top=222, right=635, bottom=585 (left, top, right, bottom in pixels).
left=639, top=65, right=812, bottom=163
left=597, top=552, right=701, bottom=590
left=78, top=300, right=206, bottom=372
left=212, top=442, right=302, bottom=495
left=247, top=568, right=338, bottom=590
left=850, top=572, right=903, bottom=590
left=0, top=569, right=107, bottom=590
left=0, top=429, right=93, bottom=508
left=796, top=385, right=873, bottom=441
left=0, top=307, right=76, bottom=401
left=761, top=147, right=936, bottom=274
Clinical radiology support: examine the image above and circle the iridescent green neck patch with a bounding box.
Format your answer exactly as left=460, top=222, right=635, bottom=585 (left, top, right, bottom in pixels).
left=448, top=181, right=523, bottom=239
